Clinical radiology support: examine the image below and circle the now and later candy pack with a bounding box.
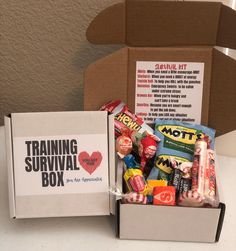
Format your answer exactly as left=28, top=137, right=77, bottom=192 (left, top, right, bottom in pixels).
left=148, top=119, right=215, bottom=181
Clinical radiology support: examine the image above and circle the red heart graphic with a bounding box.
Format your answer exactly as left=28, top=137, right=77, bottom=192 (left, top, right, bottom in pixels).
left=78, top=151, right=102, bottom=175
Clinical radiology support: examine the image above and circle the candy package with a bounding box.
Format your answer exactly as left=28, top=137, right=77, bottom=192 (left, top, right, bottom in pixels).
left=123, top=154, right=140, bottom=169
left=204, top=149, right=218, bottom=207
left=153, top=186, right=176, bottom=206
left=115, top=132, right=133, bottom=158
left=123, top=168, right=148, bottom=195
left=100, top=100, right=154, bottom=138
left=148, top=120, right=215, bottom=181
left=178, top=137, right=219, bottom=207
left=123, top=192, right=148, bottom=205
left=109, top=187, right=147, bottom=205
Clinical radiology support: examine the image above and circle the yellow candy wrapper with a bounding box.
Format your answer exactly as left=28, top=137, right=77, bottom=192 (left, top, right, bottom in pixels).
left=124, top=169, right=148, bottom=195
left=147, top=179, right=168, bottom=195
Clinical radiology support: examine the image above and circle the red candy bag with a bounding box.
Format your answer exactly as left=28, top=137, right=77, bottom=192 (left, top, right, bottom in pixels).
left=100, top=100, right=153, bottom=138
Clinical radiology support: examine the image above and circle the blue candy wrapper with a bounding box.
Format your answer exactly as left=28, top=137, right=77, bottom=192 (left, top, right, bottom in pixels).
left=148, top=119, right=215, bottom=180
left=123, top=154, right=140, bottom=169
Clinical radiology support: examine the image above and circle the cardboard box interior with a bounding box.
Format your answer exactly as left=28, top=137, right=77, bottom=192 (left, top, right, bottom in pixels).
left=84, top=0, right=236, bottom=136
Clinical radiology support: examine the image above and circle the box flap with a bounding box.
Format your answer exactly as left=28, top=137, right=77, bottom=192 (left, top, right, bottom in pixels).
left=87, top=0, right=236, bottom=49
left=84, top=47, right=128, bottom=110
left=209, top=49, right=236, bottom=136
left=217, top=4, right=236, bottom=49
left=4, top=116, right=16, bottom=218
left=86, top=2, right=125, bottom=44
left=215, top=130, right=236, bottom=157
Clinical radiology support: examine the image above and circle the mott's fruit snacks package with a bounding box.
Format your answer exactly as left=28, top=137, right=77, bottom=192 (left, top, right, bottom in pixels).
left=148, top=120, right=215, bottom=181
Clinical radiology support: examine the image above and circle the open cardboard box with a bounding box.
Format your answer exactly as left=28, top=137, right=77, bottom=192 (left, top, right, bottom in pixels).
left=4, top=112, right=226, bottom=242
left=83, top=0, right=236, bottom=242
left=84, top=0, right=236, bottom=136
left=115, top=157, right=225, bottom=242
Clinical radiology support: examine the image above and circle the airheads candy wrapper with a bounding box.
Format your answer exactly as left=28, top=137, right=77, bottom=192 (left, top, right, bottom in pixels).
left=148, top=120, right=215, bottom=180
left=100, top=100, right=153, bottom=137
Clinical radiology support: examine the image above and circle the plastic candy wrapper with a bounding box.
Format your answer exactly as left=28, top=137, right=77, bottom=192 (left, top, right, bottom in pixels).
left=130, top=130, right=161, bottom=149
left=115, top=132, right=133, bottom=158
left=178, top=162, right=192, bottom=179
left=191, top=137, right=208, bottom=198
left=100, top=100, right=154, bottom=138
left=108, top=187, right=147, bottom=205
left=179, top=178, right=192, bottom=195
left=123, top=154, right=140, bottom=169
left=138, top=134, right=159, bottom=172
left=169, top=168, right=182, bottom=196
left=178, top=190, right=204, bottom=207
left=204, top=149, right=218, bottom=207
left=153, top=186, right=176, bottom=206
left=123, top=192, right=148, bottom=204
left=148, top=119, right=215, bottom=181
left=129, top=130, right=160, bottom=173
left=147, top=179, right=167, bottom=195
left=168, top=159, right=192, bottom=198
left=148, top=155, right=188, bottom=181
left=123, top=168, right=148, bottom=195
left=178, top=137, right=219, bottom=207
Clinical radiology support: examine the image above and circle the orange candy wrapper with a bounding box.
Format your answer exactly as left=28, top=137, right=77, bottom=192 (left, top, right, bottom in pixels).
left=153, top=186, right=176, bottom=206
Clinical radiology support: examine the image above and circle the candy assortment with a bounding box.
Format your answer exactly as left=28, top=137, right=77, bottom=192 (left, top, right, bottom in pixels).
left=101, top=100, right=219, bottom=208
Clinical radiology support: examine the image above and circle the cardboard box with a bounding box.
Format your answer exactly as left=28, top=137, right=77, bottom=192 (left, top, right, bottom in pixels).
left=114, top=155, right=225, bottom=242
left=4, top=111, right=116, bottom=218
left=83, top=0, right=234, bottom=242
left=117, top=160, right=225, bottom=240
left=4, top=111, right=226, bottom=242
left=84, top=0, right=236, bottom=136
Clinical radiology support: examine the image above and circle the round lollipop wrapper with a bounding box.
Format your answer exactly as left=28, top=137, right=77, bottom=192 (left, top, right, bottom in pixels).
left=116, top=135, right=132, bottom=158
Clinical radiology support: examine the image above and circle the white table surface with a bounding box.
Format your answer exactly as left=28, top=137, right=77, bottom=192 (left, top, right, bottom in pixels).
left=0, top=126, right=236, bottom=251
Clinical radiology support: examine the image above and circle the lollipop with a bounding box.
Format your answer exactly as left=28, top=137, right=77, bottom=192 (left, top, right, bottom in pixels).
left=138, top=135, right=158, bottom=172
left=116, top=133, right=132, bottom=158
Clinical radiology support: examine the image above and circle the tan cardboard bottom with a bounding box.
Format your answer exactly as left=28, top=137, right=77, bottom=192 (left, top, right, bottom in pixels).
left=117, top=201, right=225, bottom=242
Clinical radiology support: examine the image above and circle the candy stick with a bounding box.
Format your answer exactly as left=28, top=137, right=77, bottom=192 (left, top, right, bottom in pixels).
left=191, top=137, right=208, bottom=197
left=204, top=149, right=217, bottom=206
